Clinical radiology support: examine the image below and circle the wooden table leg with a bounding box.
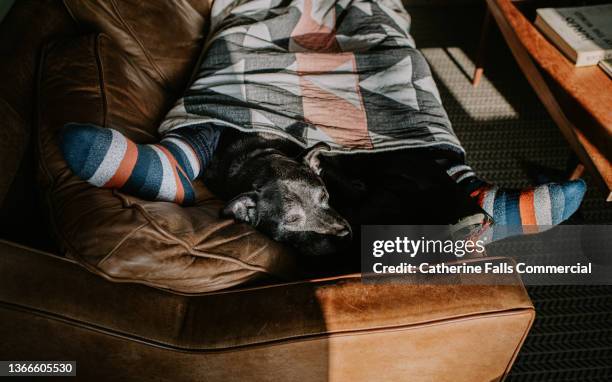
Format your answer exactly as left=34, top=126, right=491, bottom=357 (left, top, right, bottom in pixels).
left=472, top=6, right=491, bottom=87
left=487, top=0, right=610, bottom=201
left=570, top=164, right=585, bottom=180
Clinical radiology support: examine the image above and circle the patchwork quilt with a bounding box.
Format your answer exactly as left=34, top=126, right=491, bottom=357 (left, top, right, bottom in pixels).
left=160, top=0, right=465, bottom=157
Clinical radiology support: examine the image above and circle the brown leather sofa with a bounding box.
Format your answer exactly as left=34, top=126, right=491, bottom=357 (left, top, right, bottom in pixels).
left=0, top=1, right=534, bottom=381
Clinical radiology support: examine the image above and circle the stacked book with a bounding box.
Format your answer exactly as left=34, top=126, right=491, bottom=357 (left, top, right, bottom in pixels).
left=534, top=3, right=612, bottom=76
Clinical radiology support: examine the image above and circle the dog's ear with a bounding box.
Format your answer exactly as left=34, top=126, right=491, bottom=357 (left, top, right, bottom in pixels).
left=221, top=192, right=258, bottom=224
left=302, top=142, right=331, bottom=175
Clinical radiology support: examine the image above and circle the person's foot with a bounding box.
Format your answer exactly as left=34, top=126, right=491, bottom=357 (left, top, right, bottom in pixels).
left=60, top=123, right=217, bottom=205
left=471, top=179, right=587, bottom=241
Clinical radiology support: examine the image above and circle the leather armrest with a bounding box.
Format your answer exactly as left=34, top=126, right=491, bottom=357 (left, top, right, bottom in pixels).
left=0, top=240, right=534, bottom=381
left=0, top=238, right=534, bottom=347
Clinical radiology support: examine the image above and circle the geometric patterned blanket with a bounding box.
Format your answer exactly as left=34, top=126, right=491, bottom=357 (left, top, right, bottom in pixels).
left=160, top=0, right=465, bottom=157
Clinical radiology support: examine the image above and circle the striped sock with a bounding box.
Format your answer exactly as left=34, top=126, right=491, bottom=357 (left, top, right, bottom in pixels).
left=447, top=164, right=587, bottom=241
left=60, top=123, right=221, bottom=205
left=446, top=164, right=485, bottom=195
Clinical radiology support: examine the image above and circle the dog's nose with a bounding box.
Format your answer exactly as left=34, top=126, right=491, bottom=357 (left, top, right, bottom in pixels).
left=336, top=224, right=352, bottom=238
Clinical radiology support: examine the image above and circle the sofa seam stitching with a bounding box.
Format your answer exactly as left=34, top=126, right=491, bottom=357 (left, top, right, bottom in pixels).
left=36, top=35, right=111, bottom=265
left=108, top=0, right=170, bottom=87
left=0, top=301, right=535, bottom=353
left=500, top=308, right=536, bottom=379
left=94, top=34, right=108, bottom=127
left=108, top=192, right=271, bottom=277
left=127, top=202, right=272, bottom=274
left=36, top=41, right=77, bottom=260
left=96, top=222, right=150, bottom=268
left=61, top=0, right=81, bottom=28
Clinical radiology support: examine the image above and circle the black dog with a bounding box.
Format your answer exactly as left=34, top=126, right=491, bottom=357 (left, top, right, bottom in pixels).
left=205, top=128, right=485, bottom=259
left=203, top=128, right=352, bottom=256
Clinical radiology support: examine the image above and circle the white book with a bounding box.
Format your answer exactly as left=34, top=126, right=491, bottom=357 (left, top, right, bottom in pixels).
left=535, top=4, right=612, bottom=67
left=599, top=58, right=612, bottom=78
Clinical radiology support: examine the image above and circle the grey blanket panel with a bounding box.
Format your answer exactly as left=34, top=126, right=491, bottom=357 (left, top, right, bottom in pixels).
left=160, top=0, right=465, bottom=157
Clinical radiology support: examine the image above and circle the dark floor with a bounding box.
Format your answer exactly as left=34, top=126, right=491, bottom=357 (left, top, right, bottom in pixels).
left=407, top=5, right=612, bottom=381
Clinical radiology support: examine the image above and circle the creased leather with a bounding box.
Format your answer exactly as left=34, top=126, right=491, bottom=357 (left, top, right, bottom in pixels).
left=0, top=244, right=534, bottom=381
left=63, top=0, right=212, bottom=94
left=0, top=0, right=76, bottom=207
left=0, top=100, right=26, bottom=204
left=37, top=33, right=295, bottom=293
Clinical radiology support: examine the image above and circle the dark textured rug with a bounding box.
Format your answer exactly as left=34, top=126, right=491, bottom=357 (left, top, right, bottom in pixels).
left=510, top=285, right=612, bottom=381
left=407, top=5, right=612, bottom=381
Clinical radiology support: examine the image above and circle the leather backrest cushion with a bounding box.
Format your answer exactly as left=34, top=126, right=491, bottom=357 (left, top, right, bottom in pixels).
left=0, top=101, right=27, bottom=205
left=0, top=0, right=76, bottom=207
left=37, top=33, right=296, bottom=293
left=62, top=0, right=211, bottom=93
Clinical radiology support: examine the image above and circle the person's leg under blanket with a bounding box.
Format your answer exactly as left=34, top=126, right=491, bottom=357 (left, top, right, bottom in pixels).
left=445, top=162, right=586, bottom=242
left=60, top=123, right=222, bottom=205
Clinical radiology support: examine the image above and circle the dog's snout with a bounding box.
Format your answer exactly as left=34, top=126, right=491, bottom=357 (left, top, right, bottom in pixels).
left=337, top=226, right=351, bottom=237
left=333, top=221, right=352, bottom=238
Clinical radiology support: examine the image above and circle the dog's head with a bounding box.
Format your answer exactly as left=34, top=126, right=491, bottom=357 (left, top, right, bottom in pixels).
left=221, top=144, right=351, bottom=256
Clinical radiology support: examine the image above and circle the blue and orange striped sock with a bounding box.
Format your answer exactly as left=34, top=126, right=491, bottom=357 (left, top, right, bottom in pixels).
left=60, top=123, right=222, bottom=205
left=447, top=164, right=586, bottom=241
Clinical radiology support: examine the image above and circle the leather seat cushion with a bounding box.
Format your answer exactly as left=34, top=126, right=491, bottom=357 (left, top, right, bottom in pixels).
left=37, top=33, right=296, bottom=293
